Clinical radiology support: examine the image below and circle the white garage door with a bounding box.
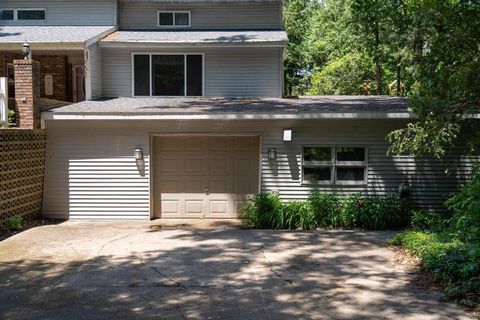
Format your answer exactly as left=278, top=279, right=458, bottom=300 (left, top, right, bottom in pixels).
left=153, top=135, right=260, bottom=219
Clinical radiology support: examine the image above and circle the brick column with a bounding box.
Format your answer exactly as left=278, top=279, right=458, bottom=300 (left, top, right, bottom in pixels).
left=14, top=59, right=41, bottom=129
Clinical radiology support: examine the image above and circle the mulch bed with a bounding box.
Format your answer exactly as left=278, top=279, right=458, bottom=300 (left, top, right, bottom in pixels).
left=0, top=217, right=63, bottom=242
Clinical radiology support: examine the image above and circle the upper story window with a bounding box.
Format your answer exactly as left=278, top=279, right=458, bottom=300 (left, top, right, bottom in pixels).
left=0, top=9, right=46, bottom=21
left=158, top=11, right=190, bottom=27
left=302, top=146, right=368, bottom=185
left=133, top=53, right=203, bottom=97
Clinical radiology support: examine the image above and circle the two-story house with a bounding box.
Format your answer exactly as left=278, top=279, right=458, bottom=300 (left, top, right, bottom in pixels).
left=0, top=0, right=475, bottom=221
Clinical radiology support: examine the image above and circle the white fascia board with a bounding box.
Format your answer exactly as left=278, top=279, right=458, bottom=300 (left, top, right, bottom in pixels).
left=42, top=112, right=417, bottom=121
left=84, top=26, right=119, bottom=47
left=0, top=42, right=85, bottom=51
left=99, top=41, right=287, bottom=49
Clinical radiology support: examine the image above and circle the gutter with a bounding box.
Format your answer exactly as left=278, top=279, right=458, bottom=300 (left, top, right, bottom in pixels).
left=100, top=40, right=288, bottom=49
left=41, top=111, right=417, bottom=127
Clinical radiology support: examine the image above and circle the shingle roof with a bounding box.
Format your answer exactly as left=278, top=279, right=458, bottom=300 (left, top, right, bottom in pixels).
left=101, top=30, right=288, bottom=47
left=44, top=96, right=409, bottom=115
left=119, top=0, right=280, bottom=3
left=0, top=26, right=116, bottom=49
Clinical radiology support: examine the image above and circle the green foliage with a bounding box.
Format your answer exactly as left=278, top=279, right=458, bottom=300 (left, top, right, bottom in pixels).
left=7, top=215, right=23, bottom=231
left=241, top=192, right=409, bottom=230
left=309, top=54, right=374, bottom=95
left=389, top=168, right=480, bottom=304
left=388, top=231, right=479, bottom=303
left=7, top=109, right=15, bottom=126
left=445, top=165, right=480, bottom=243
left=241, top=192, right=283, bottom=229
left=410, top=210, right=447, bottom=231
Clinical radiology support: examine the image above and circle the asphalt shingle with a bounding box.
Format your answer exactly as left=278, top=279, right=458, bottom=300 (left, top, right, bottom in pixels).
left=44, top=96, right=409, bottom=115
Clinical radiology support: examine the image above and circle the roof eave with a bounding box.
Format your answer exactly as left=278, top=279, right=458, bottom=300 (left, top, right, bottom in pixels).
left=41, top=111, right=417, bottom=122
left=99, top=40, right=288, bottom=48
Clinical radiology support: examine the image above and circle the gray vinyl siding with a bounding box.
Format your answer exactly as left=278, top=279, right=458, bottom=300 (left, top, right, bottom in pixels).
left=102, top=47, right=283, bottom=98
left=0, top=0, right=116, bottom=26
left=43, top=119, right=476, bottom=220
left=119, top=3, right=282, bottom=30
left=87, top=44, right=103, bottom=100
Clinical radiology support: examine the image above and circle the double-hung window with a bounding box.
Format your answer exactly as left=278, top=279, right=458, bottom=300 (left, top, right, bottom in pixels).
left=158, top=11, right=190, bottom=27
left=133, top=54, right=203, bottom=97
left=0, top=9, right=46, bottom=21
left=302, top=146, right=368, bottom=185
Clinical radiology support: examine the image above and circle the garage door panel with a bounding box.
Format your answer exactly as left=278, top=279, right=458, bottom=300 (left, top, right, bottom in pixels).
left=185, top=137, right=204, bottom=151
left=154, top=135, right=259, bottom=219
left=209, top=137, right=228, bottom=151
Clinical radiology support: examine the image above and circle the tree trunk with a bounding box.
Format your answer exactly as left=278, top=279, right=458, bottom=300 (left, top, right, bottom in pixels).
left=396, top=64, right=401, bottom=96
left=374, top=18, right=382, bottom=95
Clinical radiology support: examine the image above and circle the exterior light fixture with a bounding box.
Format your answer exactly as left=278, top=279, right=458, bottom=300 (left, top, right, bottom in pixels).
left=134, top=147, right=143, bottom=160
left=267, top=148, right=277, bottom=160
left=283, top=129, right=292, bottom=142
left=22, top=41, right=30, bottom=60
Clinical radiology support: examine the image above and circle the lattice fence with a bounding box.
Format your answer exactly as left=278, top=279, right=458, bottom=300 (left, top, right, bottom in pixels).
left=0, top=129, right=46, bottom=223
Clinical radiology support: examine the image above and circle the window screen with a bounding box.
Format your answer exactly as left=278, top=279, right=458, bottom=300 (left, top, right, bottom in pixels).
left=17, top=9, right=45, bottom=20
left=187, top=55, right=203, bottom=96
left=175, top=12, right=189, bottom=26
left=0, top=10, right=14, bottom=20
left=152, top=55, right=185, bottom=96
left=134, top=55, right=150, bottom=96
left=302, top=146, right=367, bottom=184
left=158, top=12, right=174, bottom=26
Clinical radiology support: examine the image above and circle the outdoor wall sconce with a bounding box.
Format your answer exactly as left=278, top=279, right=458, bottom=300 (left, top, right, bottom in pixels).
left=283, top=129, right=292, bottom=142
left=134, top=147, right=143, bottom=160
left=22, top=41, right=30, bottom=60
left=267, top=148, right=277, bottom=160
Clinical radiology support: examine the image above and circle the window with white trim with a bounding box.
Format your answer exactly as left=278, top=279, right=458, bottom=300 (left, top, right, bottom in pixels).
left=158, top=11, right=190, bottom=27
left=133, top=54, right=203, bottom=97
left=0, top=9, right=46, bottom=21
left=302, top=146, right=368, bottom=185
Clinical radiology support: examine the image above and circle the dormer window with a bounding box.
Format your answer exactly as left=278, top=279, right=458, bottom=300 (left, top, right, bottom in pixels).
left=158, top=11, right=190, bottom=27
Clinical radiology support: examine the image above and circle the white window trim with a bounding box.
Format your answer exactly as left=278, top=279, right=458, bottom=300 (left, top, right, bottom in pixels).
left=131, top=52, right=205, bottom=98
left=157, top=11, right=191, bottom=28
left=301, top=146, right=368, bottom=186
left=0, top=8, right=46, bottom=21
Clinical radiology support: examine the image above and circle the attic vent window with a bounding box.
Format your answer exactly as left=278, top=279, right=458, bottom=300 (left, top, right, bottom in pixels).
left=0, top=9, right=46, bottom=21
left=0, top=10, right=14, bottom=20
left=158, top=11, right=190, bottom=27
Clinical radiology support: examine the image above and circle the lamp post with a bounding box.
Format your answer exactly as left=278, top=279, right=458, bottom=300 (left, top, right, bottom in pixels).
left=22, top=41, right=30, bottom=60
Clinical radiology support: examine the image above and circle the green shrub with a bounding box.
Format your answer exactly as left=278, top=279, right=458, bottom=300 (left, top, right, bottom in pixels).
left=242, top=192, right=410, bottom=230
left=388, top=230, right=480, bottom=302
left=410, top=210, right=448, bottom=230
left=308, top=193, right=339, bottom=228
left=241, top=192, right=283, bottom=229
left=8, top=109, right=15, bottom=126
left=7, top=215, right=23, bottom=231
left=445, top=165, right=480, bottom=243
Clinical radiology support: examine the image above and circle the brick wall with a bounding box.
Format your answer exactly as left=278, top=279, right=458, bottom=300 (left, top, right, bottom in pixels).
left=0, top=53, right=69, bottom=102
left=14, top=60, right=41, bottom=129
left=0, top=129, right=46, bottom=223
left=38, top=56, right=68, bottom=102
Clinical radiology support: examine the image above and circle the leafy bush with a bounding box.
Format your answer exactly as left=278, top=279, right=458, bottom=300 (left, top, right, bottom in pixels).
left=8, top=110, right=15, bottom=126
left=7, top=215, right=23, bottom=231
left=389, top=165, right=480, bottom=304
left=241, top=192, right=283, bottom=229
left=241, top=192, right=409, bottom=230
left=410, top=210, right=448, bottom=230
left=388, top=231, right=480, bottom=303
left=308, top=193, right=340, bottom=227
left=445, top=166, right=480, bottom=243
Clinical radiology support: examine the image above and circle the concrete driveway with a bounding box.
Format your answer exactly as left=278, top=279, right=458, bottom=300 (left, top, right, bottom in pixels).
left=0, top=222, right=473, bottom=320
